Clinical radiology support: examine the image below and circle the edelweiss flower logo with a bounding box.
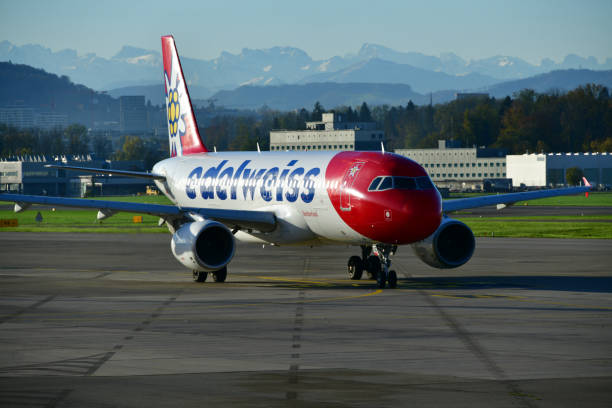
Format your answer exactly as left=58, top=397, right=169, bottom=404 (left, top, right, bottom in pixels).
left=165, top=67, right=186, bottom=156
left=167, top=88, right=181, bottom=137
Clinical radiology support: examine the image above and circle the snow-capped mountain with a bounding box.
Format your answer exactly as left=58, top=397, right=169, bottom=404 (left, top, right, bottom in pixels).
left=1, top=40, right=611, bottom=95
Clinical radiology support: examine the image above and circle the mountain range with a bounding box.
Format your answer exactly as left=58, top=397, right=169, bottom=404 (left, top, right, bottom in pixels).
left=2, top=40, right=611, bottom=95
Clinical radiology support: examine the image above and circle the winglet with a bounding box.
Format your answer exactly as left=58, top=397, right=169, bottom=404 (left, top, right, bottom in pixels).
left=582, top=177, right=591, bottom=188
left=582, top=177, right=591, bottom=198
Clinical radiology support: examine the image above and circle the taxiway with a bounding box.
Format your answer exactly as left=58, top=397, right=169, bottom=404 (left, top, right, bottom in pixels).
left=0, top=232, right=611, bottom=407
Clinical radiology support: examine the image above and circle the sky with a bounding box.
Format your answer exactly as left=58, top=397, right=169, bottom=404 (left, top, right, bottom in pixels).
left=1, top=0, right=611, bottom=64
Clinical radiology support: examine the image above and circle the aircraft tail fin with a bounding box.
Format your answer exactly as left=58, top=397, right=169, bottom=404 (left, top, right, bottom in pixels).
left=161, top=35, right=208, bottom=157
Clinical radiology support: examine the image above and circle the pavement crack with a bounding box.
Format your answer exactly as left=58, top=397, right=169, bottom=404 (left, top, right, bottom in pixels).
left=0, top=294, right=56, bottom=324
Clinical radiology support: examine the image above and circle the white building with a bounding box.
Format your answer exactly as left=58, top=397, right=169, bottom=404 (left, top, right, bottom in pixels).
left=270, top=113, right=384, bottom=151
left=395, top=140, right=508, bottom=190
left=507, top=152, right=612, bottom=187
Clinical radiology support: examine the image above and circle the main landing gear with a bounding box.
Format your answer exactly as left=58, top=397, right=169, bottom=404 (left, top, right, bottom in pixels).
left=346, top=244, right=398, bottom=289
left=192, top=266, right=228, bottom=283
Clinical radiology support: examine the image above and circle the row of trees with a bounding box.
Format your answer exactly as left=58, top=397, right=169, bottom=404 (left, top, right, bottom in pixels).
left=2, top=84, right=611, bottom=162
left=199, top=84, right=612, bottom=154
left=0, top=124, right=165, bottom=168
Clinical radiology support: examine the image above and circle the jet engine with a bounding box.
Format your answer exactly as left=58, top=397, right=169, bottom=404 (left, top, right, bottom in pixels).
left=411, top=218, right=475, bottom=269
left=171, top=220, right=235, bottom=272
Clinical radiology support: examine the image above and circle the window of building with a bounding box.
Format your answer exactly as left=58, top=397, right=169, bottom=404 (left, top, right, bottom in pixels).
left=490, top=163, right=494, bottom=167
left=484, top=173, right=488, bottom=177
left=436, top=164, right=440, bottom=167
left=472, top=163, right=476, bottom=167
left=472, top=173, right=475, bottom=177
left=496, top=163, right=500, bottom=167
left=460, top=163, right=464, bottom=167
left=454, top=163, right=458, bottom=167
left=478, top=163, right=482, bottom=167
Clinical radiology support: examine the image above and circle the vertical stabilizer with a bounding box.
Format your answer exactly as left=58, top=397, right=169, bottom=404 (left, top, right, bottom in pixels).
left=161, top=35, right=208, bottom=157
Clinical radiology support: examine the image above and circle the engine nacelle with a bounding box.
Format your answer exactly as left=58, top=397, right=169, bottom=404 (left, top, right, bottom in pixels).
left=411, top=218, right=475, bottom=269
left=171, top=220, right=235, bottom=272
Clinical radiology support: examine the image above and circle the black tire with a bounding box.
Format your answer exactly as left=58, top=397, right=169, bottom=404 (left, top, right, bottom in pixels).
left=366, top=256, right=381, bottom=280
left=212, top=267, right=227, bottom=282
left=347, top=256, right=363, bottom=280
left=193, top=270, right=208, bottom=283
left=388, top=270, right=398, bottom=289
left=376, top=270, right=386, bottom=289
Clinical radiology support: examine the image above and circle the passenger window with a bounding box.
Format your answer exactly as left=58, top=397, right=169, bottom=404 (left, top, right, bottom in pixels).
left=368, top=177, right=383, bottom=191
left=378, top=177, right=393, bottom=191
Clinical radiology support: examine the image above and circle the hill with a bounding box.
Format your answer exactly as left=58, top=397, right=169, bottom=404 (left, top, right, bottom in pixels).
left=212, top=82, right=428, bottom=110
left=0, top=61, right=117, bottom=125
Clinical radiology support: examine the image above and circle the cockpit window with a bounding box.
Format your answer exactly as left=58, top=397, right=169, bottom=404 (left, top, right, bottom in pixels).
left=378, top=177, right=393, bottom=191
left=416, top=176, right=434, bottom=190
left=368, top=177, right=383, bottom=191
left=394, top=177, right=417, bottom=190
left=368, top=175, right=435, bottom=192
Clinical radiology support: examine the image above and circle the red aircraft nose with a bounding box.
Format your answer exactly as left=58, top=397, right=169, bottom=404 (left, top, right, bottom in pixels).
left=326, top=152, right=442, bottom=245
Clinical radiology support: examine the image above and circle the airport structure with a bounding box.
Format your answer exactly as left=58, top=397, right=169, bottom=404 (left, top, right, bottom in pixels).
left=395, top=140, right=508, bottom=190
left=0, top=105, right=68, bottom=130
left=269, top=113, right=385, bottom=151
left=0, top=156, right=152, bottom=197
left=507, top=152, right=612, bottom=187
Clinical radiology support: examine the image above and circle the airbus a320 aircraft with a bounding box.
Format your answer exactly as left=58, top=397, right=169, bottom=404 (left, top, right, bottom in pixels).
left=0, top=36, right=592, bottom=289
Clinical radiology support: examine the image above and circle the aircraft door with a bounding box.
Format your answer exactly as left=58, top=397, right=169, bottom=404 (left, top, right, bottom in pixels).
left=339, top=162, right=365, bottom=211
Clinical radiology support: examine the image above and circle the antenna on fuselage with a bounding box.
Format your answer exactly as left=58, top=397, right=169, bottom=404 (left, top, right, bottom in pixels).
left=256, top=142, right=261, bottom=154
left=214, top=146, right=217, bottom=153
left=381, top=141, right=385, bottom=154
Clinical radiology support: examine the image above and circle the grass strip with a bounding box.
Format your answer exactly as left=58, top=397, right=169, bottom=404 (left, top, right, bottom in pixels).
left=462, top=219, right=612, bottom=239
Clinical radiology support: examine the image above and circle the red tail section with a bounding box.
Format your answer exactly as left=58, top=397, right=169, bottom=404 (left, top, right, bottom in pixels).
left=161, top=35, right=208, bottom=157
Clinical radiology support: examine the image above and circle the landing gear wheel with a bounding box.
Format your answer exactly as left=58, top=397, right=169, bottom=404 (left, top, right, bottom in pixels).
left=193, top=270, right=208, bottom=283
left=376, top=271, right=386, bottom=289
left=366, top=256, right=381, bottom=280
left=212, top=267, right=227, bottom=283
left=347, top=256, right=363, bottom=280
left=388, top=270, right=398, bottom=288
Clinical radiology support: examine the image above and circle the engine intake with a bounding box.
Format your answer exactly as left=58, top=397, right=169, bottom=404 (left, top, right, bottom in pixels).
left=411, top=218, right=475, bottom=269
left=171, top=220, right=235, bottom=271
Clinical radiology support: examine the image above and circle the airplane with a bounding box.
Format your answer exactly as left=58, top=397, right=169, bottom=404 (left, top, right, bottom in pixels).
left=0, top=36, right=592, bottom=289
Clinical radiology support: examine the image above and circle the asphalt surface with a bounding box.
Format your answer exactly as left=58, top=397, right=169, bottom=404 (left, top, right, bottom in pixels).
left=0, top=232, right=611, bottom=407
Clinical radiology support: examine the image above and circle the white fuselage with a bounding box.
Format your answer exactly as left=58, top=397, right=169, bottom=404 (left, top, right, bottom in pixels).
left=152, top=151, right=367, bottom=246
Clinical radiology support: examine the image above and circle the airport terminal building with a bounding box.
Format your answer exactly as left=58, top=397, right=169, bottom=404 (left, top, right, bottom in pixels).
left=395, top=140, right=508, bottom=190
left=0, top=156, right=152, bottom=197
left=269, top=113, right=385, bottom=151
left=507, top=152, right=612, bottom=187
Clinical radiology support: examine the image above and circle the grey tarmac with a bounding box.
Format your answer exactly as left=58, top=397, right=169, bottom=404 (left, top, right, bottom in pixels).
left=0, top=232, right=611, bottom=407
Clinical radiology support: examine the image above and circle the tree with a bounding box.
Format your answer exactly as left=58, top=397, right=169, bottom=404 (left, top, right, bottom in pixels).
left=359, top=102, right=372, bottom=122
left=92, top=134, right=113, bottom=159
left=312, top=101, right=325, bottom=121
left=565, top=167, right=584, bottom=186
left=65, top=124, right=89, bottom=155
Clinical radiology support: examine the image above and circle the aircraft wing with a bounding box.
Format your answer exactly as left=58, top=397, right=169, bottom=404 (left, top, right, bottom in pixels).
left=443, top=184, right=591, bottom=213
left=0, top=194, right=276, bottom=232
left=44, top=164, right=166, bottom=180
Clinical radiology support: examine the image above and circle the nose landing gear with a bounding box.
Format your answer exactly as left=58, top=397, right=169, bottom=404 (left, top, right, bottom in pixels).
left=346, top=244, right=398, bottom=288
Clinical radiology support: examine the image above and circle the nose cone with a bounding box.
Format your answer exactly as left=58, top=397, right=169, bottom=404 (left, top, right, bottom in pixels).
left=325, top=151, right=443, bottom=245
left=400, top=188, right=443, bottom=243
